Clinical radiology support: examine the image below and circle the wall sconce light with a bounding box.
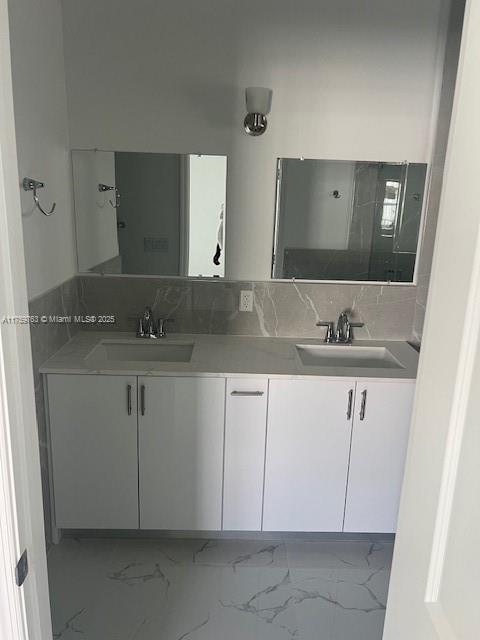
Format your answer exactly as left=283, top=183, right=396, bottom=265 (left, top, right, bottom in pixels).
left=244, top=87, right=273, bottom=136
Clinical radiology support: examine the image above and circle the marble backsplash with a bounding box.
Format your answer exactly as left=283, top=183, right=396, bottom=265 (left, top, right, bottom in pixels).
left=77, top=275, right=417, bottom=341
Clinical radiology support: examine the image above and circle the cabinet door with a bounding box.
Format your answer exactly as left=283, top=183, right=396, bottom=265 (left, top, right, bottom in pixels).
left=47, top=374, right=138, bottom=529
left=138, top=377, right=225, bottom=530
left=344, top=381, right=415, bottom=533
left=223, top=379, right=268, bottom=531
left=263, top=379, right=355, bottom=532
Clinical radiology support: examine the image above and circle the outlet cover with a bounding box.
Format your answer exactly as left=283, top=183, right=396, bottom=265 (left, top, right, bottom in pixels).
left=239, top=290, right=254, bottom=312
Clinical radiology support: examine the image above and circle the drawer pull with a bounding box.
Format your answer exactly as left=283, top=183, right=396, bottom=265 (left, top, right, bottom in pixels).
left=346, top=389, right=353, bottom=420
left=127, top=384, right=132, bottom=415
left=360, top=389, right=367, bottom=421
left=230, top=391, right=264, bottom=397
left=140, top=384, right=146, bottom=416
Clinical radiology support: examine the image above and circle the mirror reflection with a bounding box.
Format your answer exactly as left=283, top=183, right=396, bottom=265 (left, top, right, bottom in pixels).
left=72, top=150, right=227, bottom=277
left=273, top=159, right=427, bottom=282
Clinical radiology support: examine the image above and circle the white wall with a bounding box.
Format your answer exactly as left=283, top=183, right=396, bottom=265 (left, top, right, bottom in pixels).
left=9, top=0, right=76, bottom=299
left=61, top=0, right=446, bottom=281
left=72, top=150, right=119, bottom=271
left=188, top=155, right=226, bottom=277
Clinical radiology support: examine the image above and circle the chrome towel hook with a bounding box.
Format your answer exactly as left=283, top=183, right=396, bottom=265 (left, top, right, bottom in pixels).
left=22, top=178, right=56, bottom=216
left=98, top=183, right=120, bottom=208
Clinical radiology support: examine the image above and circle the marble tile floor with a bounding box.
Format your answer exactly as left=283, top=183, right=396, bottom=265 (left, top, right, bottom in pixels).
left=47, top=537, right=394, bottom=640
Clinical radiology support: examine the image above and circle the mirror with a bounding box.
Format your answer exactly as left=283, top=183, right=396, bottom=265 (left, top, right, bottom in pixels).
left=273, top=159, right=427, bottom=283
left=72, top=150, right=227, bottom=277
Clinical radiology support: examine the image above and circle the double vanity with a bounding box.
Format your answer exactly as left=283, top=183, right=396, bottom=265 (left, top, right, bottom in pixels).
left=56, top=149, right=424, bottom=540
left=41, top=328, right=417, bottom=539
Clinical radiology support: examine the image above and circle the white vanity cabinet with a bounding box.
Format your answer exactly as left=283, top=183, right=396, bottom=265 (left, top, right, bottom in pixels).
left=46, top=370, right=414, bottom=535
left=47, top=374, right=139, bottom=529
left=344, top=380, right=415, bottom=533
left=223, top=378, right=268, bottom=531
left=138, top=376, right=225, bottom=530
left=263, top=378, right=355, bottom=532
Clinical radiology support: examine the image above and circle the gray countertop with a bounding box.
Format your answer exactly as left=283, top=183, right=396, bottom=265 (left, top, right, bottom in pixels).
left=40, top=331, right=419, bottom=381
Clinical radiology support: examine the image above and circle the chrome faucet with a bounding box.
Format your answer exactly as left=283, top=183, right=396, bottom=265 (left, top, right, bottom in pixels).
left=316, top=311, right=364, bottom=344
left=136, top=307, right=174, bottom=338
left=137, top=306, right=157, bottom=338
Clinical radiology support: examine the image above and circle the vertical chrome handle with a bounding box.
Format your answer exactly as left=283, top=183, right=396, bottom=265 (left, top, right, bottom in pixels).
left=347, top=389, right=353, bottom=419
left=360, top=389, right=367, bottom=421
left=127, top=384, right=132, bottom=415
left=140, top=384, right=146, bottom=416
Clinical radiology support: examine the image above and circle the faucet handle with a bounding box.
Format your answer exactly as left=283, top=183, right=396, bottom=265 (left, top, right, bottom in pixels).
left=157, top=317, right=174, bottom=337
left=316, top=321, right=335, bottom=343
left=346, top=321, right=364, bottom=342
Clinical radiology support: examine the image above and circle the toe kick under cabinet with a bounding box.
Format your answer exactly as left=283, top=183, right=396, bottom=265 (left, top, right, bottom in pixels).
left=45, top=373, right=414, bottom=535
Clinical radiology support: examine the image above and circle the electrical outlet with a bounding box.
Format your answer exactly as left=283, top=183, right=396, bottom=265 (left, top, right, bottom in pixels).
left=239, top=290, right=254, bottom=312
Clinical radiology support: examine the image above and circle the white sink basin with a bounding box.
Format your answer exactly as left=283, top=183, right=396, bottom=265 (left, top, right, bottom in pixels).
left=296, top=344, right=404, bottom=369
left=86, top=340, right=194, bottom=364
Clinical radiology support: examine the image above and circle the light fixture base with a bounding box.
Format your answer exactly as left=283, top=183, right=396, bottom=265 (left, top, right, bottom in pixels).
left=244, top=113, right=268, bottom=136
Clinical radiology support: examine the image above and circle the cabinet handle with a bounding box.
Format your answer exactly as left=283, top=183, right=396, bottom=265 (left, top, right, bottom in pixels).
left=346, top=389, right=353, bottom=419
left=360, top=389, right=367, bottom=421
left=230, top=391, right=264, bottom=397
left=127, top=384, right=132, bottom=415
left=140, top=384, right=146, bottom=416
